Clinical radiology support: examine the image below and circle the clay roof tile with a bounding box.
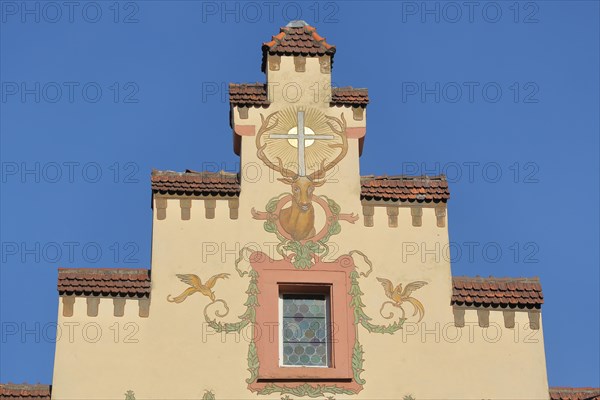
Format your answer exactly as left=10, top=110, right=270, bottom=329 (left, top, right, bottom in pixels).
left=261, top=24, right=336, bottom=72
left=451, top=276, right=543, bottom=309
left=228, top=84, right=369, bottom=107
left=0, top=384, right=52, bottom=399
left=549, top=387, right=600, bottom=400
left=360, top=175, right=449, bottom=203
left=152, top=171, right=449, bottom=203
left=57, top=268, right=150, bottom=297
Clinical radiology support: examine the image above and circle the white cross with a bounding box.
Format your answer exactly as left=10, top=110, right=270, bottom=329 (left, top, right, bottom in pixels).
left=269, top=111, right=334, bottom=176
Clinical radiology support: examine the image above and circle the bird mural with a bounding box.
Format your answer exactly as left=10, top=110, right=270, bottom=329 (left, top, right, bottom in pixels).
left=167, top=273, right=230, bottom=303
left=376, top=278, right=428, bottom=322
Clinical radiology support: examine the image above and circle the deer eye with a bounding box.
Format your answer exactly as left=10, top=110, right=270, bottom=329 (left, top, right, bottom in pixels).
left=294, top=187, right=299, bottom=193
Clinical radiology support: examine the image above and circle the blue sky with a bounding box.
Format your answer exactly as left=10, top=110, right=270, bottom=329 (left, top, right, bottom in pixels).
left=1, top=0, right=598, bottom=388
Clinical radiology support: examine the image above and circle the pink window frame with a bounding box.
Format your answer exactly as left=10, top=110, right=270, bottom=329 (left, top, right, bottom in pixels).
left=249, top=255, right=357, bottom=384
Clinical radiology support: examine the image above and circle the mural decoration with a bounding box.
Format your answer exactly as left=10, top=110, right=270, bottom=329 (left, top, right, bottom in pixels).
left=124, top=390, right=135, bottom=400
left=254, top=107, right=352, bottom=241
left=252, top=108, right=358, bottom=268
left=259, top=383, right=352, bottom=397
left=252, top=193, right=358, bottom=269
left=167, top=273, right=230, bottom=303
left=376, top=278, right=428, bottom=322
left=167, top=107, right=429, bottom=398
left=350, top=269, right=405, bottom=335
left=202, top=390, right=216, bottom=400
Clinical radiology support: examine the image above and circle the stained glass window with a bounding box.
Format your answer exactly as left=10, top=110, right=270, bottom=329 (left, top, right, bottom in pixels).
left=281, top=294, right=329, bottom=367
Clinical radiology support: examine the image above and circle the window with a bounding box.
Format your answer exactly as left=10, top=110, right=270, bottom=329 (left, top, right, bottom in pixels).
left=249, top=258, right=358, bottom=386
left=280, top=294, right=330, bottom=367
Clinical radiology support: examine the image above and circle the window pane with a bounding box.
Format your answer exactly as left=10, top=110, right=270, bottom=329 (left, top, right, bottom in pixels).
left=281, top=295, right=328, bottom=367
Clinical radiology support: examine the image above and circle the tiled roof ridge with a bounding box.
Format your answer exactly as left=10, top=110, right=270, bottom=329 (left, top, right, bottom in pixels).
left=229, top=82, right=264, bottom=88
left=0, top=383, right=51, bottom=388
left=151, top=169, right=241, bottom=197
left=330, top=87, right=370, bottom=106
left=452, top=275, right=544, bottom=309
left=361, top=174, right=447, bottom=181
left=151, top=170, right=449, bottom=202
left=58, top=267, right=149, bottom=273
left=152, top=169, right=239, bottom=178
left=228, top=83, right=270, bottom=107
left=57, top=268, right=151, bottom=297
left=185, top=169, right=239, bottom=177
left=361, top=174, right=450, bottom=202
left=263, top=25, right=335, bottom=54
left=453, top=275, right=541, bottom=283
left=333, top=86, right=368, bottom=92
left=0, top=383, right=52, bottom=399
left=550, top=387, right=600, bottom=400
left=228, top=83, right=369, bottom=107
left=261, top=24, right=335, bottom=72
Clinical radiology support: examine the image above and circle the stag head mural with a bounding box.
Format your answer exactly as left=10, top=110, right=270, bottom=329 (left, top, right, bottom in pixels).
left=255, top=107, right=348, bottom=241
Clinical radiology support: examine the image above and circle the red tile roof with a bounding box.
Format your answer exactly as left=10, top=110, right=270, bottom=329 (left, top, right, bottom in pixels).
left=550, top=387, right=600, bottom=400
left=151, top=171, right=449, bottom=203
left=331, top=87, right=369, bottom=106
left=58, top=268, right=151, bottom=297
left=151, top=170, right=240, bottom=197
left=361, top=175, right=450, bottom=203
left=452, top=276, right=543, bottom=309
left=229, top=83, right=270, bottom=107
left=228, top=83, right=368, bottom=107
left=262, top=23, right=335, bottom=72
left=0, top=384, right=51, bottom=399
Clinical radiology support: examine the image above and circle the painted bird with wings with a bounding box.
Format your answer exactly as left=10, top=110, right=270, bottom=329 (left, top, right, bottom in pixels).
left=376, top=278, right=428, bottom=322
left=167, top=273, right=230, bottom=303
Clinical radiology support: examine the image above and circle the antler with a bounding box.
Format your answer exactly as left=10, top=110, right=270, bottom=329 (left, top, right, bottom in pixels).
left=255, top=112, right=298, bottom=180
left=307, top=113, right=348, bottom=181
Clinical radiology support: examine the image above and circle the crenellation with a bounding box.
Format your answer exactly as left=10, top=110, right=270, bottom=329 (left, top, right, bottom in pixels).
left=529, top=310, right=541, bottom=330
left=503, top=310, right=516, bottom=329
left=268, top=54, right=280, bottom=71
left=319, top=55, right=331, bottom=74
left=204, top=199, right=216, bottom=219
left=435, top=206, right=447, bottom=227
left=86, top=297, right=100, bottom=317
left=179, top=198, right=191, bottom=221
left=62, top=296, right=75, bottom=317
left=113, top=298, right=126, bottom=317
left=360, top=203, right=446, bottom=228
left=138, top=298, right=150, bottom=318
left=386, top=206, right=399, bottom=227
left=228, top=198, right=239, bottom=219
left=237, top=106, right=249, bottom=119
left=293, top=55, right=306, bottom=72
left=477, top=309, right=490, bottom=328
left=362, top=204, right=374, bottom=227
left=453, top=307, right=466, bottom=327
left=153, top=196, right=240, bottom=221
left=352, top=106, right=364, bottom=121
left=453, top=306, right=541, bottom=330
left=155, top=198, right=167, bottom=220
left=59, top=295, right=150, bottom=318
left=411, top=206, right=423, bottom=227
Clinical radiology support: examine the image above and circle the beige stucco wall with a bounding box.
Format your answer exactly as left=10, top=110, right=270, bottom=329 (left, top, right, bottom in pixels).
left=51, top=51, right=549, bottom=400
